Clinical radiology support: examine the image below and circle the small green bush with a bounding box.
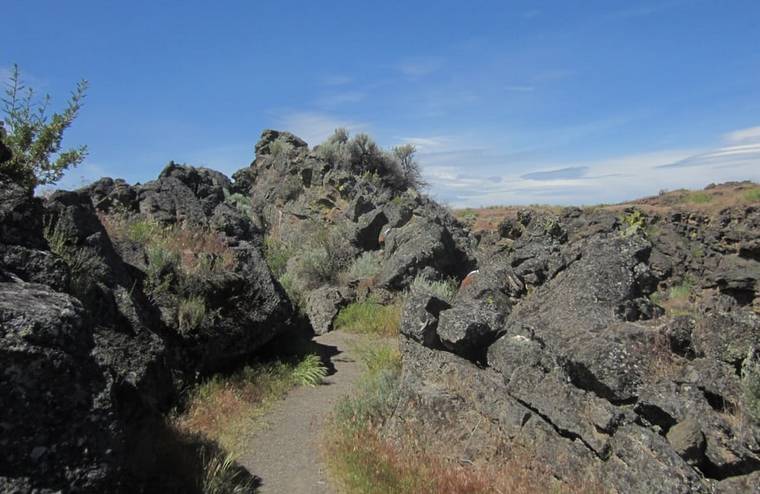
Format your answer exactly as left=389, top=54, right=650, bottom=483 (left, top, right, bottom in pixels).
left=621, top=210, right=646, bottom=237
left=263, top=236, right=293, bottom=278
left=410, top=275, right=458, bottom=302
left=315, top=130, right=424, bottom=190
left=44, top=218, right=107, bottom=298
left=126, top=218, right=163, bottom=244
left=669, top=280, right=693, bottom=300
left=335, top=368, right=401, bottom=430
left=223, top=189, right=254, bottom=217
left=1, top=64, right=88, bottom=188
left=269, top=138, right=294, bottom=160
left=177, top=296, right=207, bottom=332
left=346, top=252, right=382, bottom=280
left=334, top=300, right=402, bottom=336
left=145, top=244, right=180, bottom=298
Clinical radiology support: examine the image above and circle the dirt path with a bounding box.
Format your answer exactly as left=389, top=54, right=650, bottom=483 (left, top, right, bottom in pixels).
left=240, top=331, right=365, bottom=494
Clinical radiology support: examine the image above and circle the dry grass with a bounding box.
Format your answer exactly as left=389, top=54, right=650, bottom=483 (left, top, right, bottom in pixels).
left=99, top=212, right=236, bottom=273
left=326, top=427, right=604, bottom=494
left=174, top=356, right=327, bottom=455
left=324, top=340, right=604, bottom=494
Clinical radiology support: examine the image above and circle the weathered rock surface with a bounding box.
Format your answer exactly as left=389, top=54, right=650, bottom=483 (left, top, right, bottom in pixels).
left=388, top=204, right=760, bottom=492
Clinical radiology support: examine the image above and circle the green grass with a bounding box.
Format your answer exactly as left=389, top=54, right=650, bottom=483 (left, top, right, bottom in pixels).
left=292, top=354, right=329, bottom=387
left=334, top=300, right=402, bottom=336
left=650, top=278, right=697, bottom=317
left=177, top=296, right=208, bottom=333
left=263, top=235, right=293, bottom=278
left=743, top=187, right=760, bottom=203
left=126, top=217, right=164, bottom=243
left=200, top=451, right=257, bottom=494
left=684, top=191, right=713, bottom=204
left=669, top=280, right=693, bottom=300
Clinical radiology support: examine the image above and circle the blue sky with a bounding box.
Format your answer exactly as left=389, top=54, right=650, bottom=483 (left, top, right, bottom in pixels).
left=3, top=0, right=760, bottom=206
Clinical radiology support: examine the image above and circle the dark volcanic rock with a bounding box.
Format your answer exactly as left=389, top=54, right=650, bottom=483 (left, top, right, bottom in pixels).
left=0, top=282, right=120, bottom=491
left=400, top=289, right=451, bottom=348
left=0, top=160, right=293, bottom=491
left=390, top=203, right=760, bottom=492
left=378, top=217, right=473, bottom=289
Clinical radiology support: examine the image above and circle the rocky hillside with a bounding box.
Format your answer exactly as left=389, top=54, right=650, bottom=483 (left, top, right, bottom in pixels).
left=1, top=128, right=759, bottom=493
left=394, top=193, right=760, bottom=492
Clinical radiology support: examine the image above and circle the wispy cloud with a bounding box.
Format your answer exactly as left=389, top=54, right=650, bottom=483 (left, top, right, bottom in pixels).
left=724, top=126, right=760, bottom=143
left=521, top=166, right=588, bottom=181
left=658, top=124, right=760, bottom=169
left=657, top=143, right=760, bottom=169
left=276, top=112, right=366, bottom=147
left=422, top=124, right=760, bottom=207
left=397, top=57, right=445, bottom=78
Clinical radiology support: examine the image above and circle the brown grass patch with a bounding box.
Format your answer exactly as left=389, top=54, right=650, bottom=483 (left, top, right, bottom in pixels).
left=326, top=425, right=605, bottom=494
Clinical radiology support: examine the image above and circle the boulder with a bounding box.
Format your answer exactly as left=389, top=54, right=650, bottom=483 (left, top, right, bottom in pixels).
left=400, top=289, right=451, bottom=347
left=351, top=209, right=388, bottom=251
left=378, top=218, right=472, bottom=289
left=437, top=302, right=504, bottom=361
left=306, top=286, right=348, bottom=335
left=255, top=129, right=308, bottom=156
left=667, top=418, right=706, bottom=466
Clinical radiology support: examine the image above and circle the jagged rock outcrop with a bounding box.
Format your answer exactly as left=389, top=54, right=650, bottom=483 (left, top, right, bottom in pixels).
left=0, top=135, right=292, bottom=490
left=232, top=129, right=476, bottom=334
left=388, top=206, right=760, bottom=492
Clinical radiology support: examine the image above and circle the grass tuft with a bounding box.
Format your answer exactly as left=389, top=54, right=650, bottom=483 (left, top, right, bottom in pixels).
left=177, top=296, right=207, bottom=333
left=334, top=300, right=402, bottom=336
left=200, top=450, right=257, bottom=494
left=410, top=275, right=458, bottom=302
left=292, top=354, right=329, bottom=387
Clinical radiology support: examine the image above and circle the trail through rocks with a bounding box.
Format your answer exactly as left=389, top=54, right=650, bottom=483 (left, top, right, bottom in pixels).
left=240, top=331, right=365, bottom=493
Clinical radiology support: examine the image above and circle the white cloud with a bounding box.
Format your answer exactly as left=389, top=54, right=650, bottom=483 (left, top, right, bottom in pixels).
left=723, top=126, right=760, bottom=144
left=276, top=112, right=366, bottom=147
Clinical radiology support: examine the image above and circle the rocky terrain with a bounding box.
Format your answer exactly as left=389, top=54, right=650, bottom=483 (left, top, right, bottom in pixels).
left=1, top=128, right=759, bottom=493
